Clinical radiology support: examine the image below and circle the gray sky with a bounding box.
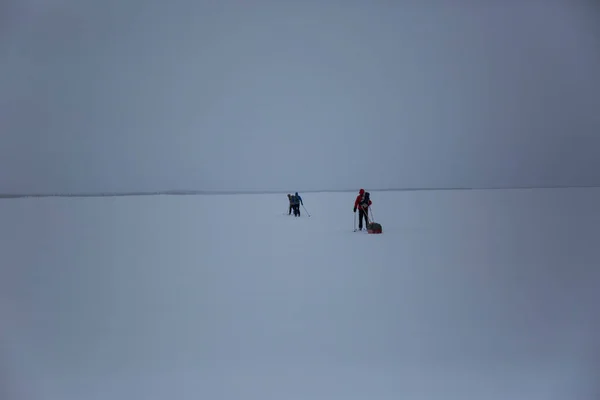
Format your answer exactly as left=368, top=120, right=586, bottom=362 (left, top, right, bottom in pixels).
left=1, top=0, right=599, bottom=194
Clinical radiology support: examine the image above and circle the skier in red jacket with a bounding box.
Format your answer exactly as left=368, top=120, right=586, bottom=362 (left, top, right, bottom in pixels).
left=353, top=189, right=372, bottom=230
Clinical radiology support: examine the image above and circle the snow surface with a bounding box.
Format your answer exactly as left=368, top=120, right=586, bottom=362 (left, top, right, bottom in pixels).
left=1, top=188, right=599, bottom=400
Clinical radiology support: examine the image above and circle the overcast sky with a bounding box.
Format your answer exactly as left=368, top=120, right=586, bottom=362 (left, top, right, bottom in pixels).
left=1, top=0, right=599, bottom=194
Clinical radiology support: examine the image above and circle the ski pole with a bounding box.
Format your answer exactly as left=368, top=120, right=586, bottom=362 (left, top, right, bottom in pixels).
left=302, top=204, right=311, bottom=217
left=353, top=210, right=357, bottom=231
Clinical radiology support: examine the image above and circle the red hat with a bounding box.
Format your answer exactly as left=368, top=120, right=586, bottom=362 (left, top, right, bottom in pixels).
left=359, top=189, right=365, bottom=195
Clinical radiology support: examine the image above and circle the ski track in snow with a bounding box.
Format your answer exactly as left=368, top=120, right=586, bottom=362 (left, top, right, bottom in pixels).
left=1, top=188, right=599, bottom=400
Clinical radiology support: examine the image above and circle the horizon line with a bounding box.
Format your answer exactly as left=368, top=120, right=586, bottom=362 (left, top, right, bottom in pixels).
left=0, top=185, right=598, bottom=199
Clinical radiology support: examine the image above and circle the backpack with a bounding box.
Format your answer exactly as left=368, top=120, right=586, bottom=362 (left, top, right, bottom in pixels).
left=360, top=192, right=370, bottom=208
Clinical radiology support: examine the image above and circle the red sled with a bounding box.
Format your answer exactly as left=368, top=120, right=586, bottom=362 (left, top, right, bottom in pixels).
left=367, top=222, right=383, bottom=234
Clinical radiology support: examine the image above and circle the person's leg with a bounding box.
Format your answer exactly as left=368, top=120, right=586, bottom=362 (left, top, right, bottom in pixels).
left=358, top=209, right=365, bottom=229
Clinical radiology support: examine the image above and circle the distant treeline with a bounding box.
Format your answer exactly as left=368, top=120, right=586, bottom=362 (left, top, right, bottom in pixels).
left=1, top=185, right=598, bottom=199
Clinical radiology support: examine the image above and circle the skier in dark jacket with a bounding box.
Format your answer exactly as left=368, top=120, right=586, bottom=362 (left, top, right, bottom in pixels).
left=353, top=189, right=372, bottom=230
left=287, top=194, right=294, bottom=215
left=292, top=192, right=303, bottom=216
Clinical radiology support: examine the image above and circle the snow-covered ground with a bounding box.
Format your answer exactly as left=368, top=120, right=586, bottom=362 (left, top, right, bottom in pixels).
left=1, top=188, right=599, bottom=400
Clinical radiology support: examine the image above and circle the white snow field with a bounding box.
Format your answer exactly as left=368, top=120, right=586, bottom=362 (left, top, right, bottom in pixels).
left=1, top=188, right=599, bottom=400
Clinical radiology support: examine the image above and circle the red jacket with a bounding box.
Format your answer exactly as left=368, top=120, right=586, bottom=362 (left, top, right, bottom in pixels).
left=354, top=194, right=372, bottom=210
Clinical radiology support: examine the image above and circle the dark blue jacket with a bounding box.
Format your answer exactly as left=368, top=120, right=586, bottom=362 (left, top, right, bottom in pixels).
left=294, top=192, right=303, bottom=205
